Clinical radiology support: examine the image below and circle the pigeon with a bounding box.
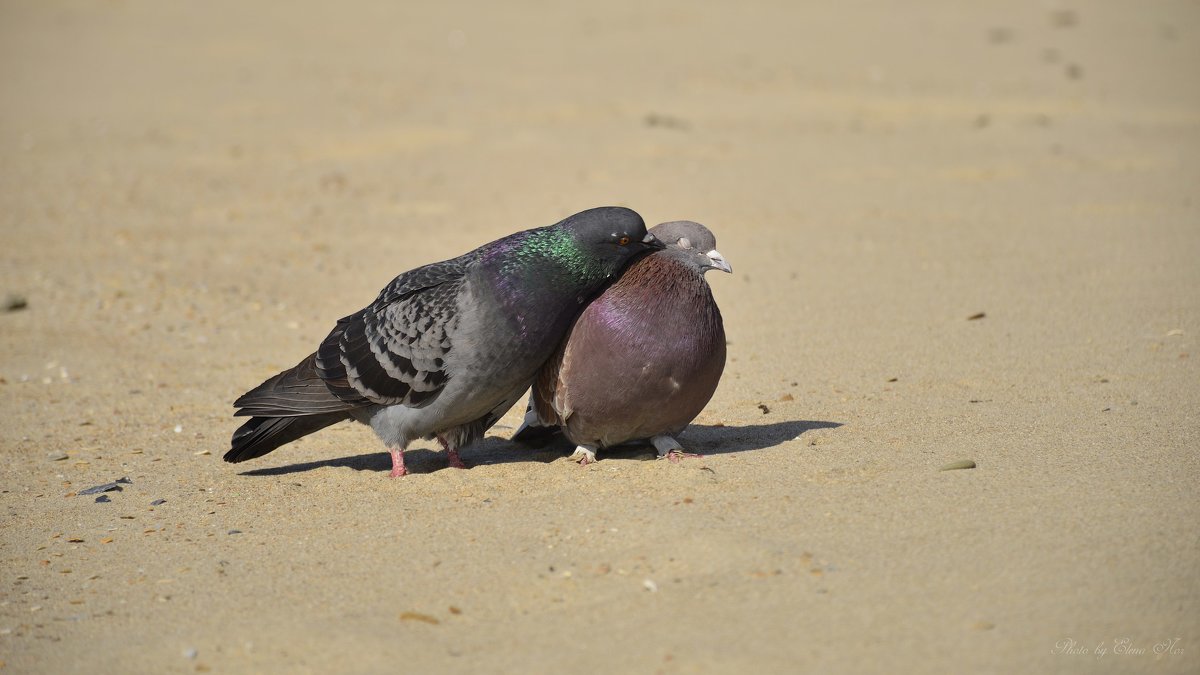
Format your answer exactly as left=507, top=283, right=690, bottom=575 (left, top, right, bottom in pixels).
left=514, top=220, right=730, bottom=463
left=226, top=206, right=663, bottom=476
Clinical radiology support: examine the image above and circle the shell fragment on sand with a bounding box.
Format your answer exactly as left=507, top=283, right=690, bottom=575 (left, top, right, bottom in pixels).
left=938, top=459, right=977, bottom=471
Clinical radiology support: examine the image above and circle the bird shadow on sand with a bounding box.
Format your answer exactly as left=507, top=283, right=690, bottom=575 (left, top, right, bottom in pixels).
left=523, top=419, right=843, bottom=462
left=237, top=419, right=841, bottom=476
left=237, top=448, right=444, bottom=476
left=676, top=420, right=842, bottom=456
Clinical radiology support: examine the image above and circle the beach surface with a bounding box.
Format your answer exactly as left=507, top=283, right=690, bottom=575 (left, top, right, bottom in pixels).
left=1, top=1, right=1197, bottom=672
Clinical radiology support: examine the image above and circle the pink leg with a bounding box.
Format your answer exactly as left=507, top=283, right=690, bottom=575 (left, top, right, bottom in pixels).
left=438, top=435, right=467, bottom=469
left=388, top=446, right=408, bottom=478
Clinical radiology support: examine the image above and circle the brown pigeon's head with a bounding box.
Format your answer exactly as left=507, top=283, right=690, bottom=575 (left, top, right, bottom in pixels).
left=649, top=221, right=732, bottom=274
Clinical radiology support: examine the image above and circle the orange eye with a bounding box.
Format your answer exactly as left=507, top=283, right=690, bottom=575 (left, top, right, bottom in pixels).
left=617, top=236, right=630, bottom=246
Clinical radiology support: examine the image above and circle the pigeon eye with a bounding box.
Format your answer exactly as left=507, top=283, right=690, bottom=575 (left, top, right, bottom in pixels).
left=617, top=236, right=631, bottom=246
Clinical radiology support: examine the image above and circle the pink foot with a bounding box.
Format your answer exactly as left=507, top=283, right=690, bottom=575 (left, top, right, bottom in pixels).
left=389, top=447, right=408, bottom=478
left=667, top=450, right=703, bottom=464
left=569, top=446, right=597, bottom=465
left=438, top=435, right=467, bottom=469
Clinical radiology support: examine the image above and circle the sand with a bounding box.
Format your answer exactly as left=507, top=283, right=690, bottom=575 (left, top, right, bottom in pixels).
left=1, top=1, right=1197, bottom=672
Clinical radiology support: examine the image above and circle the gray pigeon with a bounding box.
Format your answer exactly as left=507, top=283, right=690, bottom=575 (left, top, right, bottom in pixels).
left=226, top=207, right=662, bottom=476
left=514, top=220, right=730, bottom=463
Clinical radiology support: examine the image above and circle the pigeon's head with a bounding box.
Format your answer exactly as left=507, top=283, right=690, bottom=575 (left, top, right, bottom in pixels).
left=559, top=206, right=664, bottom=277
left=649, top=221, right=732, bottom=275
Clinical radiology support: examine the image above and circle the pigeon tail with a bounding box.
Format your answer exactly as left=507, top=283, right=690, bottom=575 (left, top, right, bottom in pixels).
left=228, top=352, right=364, bottom=462
left=226, top=412, right=349, bottom=463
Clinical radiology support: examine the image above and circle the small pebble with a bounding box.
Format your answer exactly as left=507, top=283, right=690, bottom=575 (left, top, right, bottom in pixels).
left=79, top=479, right=129, bottom=495
left=227, top=529, right=242, bottom=535
left=94, top=495, right=111, bottom=503
left=47, top=452, right=69, bottom=461
left=399, top=611, right=440, bottom=625
left=183, top=648, right=198, bottom=660
left=1050, top=8, right=1078, bottom=28
left=642, top=579, right=658, bottom=592
left=939, top=459, right=977, bottom=471
left=151, top=499, right=167, bottom=506
left=3, top=294, right=28, bottom=312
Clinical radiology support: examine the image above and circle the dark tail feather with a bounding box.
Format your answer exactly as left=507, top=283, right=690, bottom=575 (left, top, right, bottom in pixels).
left=510, top=398, right=563, bottom=447
left=228, top=352, right=366, bottom=463
left=234, top=353, right=367, bottom=417
left=510, top=422, right=562, bottom=445
left=225, top=412, right=349, bottom=463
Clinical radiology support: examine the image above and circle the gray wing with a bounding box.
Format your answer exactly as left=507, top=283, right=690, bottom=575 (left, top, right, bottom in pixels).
left=315, top=255, right=471, bottom=407
left=234, top=353, right=365, bottom=417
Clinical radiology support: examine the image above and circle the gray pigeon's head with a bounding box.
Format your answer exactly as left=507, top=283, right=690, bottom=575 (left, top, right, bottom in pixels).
left=558, top=206, right=664, bottom=276
left=650, top=221, right=732, bottom=274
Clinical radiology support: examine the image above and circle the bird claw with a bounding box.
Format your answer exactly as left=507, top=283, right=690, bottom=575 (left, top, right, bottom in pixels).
left=664, top=450, right=702, bottom=463
left=651, top=435, right=693, bottom=462
left=569, top=445, right=598, bottom=465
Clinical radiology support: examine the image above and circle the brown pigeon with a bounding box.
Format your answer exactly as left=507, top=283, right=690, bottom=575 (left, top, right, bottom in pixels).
left=514, top=220, right=730, bottom=463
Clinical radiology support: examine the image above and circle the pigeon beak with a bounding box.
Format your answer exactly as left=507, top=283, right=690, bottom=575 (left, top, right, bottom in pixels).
left=705, top=249, right=732, bottom=273
left=642, top=232, right=666, bottom=250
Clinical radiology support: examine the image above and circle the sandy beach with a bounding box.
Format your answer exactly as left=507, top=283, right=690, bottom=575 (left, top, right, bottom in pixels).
left=1, top=1, right=1197, bottom=672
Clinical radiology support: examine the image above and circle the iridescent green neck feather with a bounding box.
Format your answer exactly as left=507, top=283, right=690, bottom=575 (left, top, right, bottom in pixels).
left=503, top=227, right=607, bottom=284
